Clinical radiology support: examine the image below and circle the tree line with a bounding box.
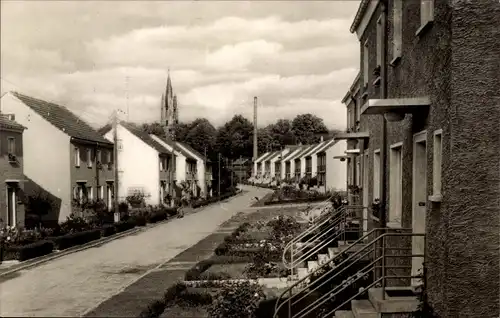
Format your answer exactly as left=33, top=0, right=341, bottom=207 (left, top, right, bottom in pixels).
left=141, top=113, right=341, bottom=162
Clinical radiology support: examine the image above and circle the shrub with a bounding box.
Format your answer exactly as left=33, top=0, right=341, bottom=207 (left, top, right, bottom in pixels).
left=208, top=281, right=266, bottom=318
left=147, top=208, right=168, bottom=223
left=100, top=224, right=116, bottom=237
left=2, top=240, right=54, bottom=261
left=185, top=255, right=254, bottom=281
left=59, top=214, right=92, bottom=234
left=49, top=229, right=101, bottom=250
left=113, top=219, right=136, bottom=233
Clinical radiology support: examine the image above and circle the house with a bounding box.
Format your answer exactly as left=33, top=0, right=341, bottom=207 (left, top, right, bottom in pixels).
left=319, top=138, right=347, bottom=192
left=148, top=135, right=198, bottom=192
left=174, top=141, right=210, bottom=197
left=280, top=146, right=304, bottom=181
left=291, top=145, right=316, bottom=181
left=251, top=151, right=271, bottom=181
left=0, top=115, right=26, bottom=227
left=333, top=0, right=499, bottom=317
left=101, top=122, right=173, bottom=206
left=232, top=158, right=251, bottom=183
left=0, top=92, right=115, bottom=224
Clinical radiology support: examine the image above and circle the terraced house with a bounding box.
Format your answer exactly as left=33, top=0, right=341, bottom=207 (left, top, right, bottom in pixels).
left=271, top=1, right=499, bottom=318
left=0, top=92, right=115, bottom=224
left=0, top=115, right=26, bottom=227
left=102, top=122, right=174, bottom=206
left=335, top=0, right=499, bottom=316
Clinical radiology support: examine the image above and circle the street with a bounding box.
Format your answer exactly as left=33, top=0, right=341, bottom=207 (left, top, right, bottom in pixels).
left=0, top=186, right=271, bottom=317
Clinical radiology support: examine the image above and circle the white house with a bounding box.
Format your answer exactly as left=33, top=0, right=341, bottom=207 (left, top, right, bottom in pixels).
left=175, top=141, right=208, bottom=197
left=322, top=139, right=347, bottom=191
left=300, top=142, right=324, bottom=178
left=149, top=135, right=197, bottom=185
left=270, top=148, right=293, bottom=179
left=252, top=151, right=271, bottom=179
left=103, top=122, right=172, bottom=206
left=281, top=147, right=303, bottom=180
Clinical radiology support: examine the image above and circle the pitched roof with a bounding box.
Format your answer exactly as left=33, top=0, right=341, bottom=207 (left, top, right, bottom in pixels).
left=303, top=141, right=329, bottom=157
left=266, top=151, right=283, bottom=162
left=260, top=151, right=277, bottom=163
left=315, top=139, right=338, bottom=154
left=255, top=152, right=271, bottom=163
left=282, top=146, right=305, bottom=162
left=293, top=144, right=318, bottom=160
left=121, top=122, right=171, bottom=155
left=150, top=135, right=195, bottom=160
left=176, top=141, right=205, bottom=161
left=0, top=115, right=25, bottom=131
left=11, top=92, right=112, bottom=145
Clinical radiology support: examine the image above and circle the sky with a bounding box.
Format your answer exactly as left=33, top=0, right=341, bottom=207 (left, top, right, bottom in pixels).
left=0, top=1, right=360, bottom=129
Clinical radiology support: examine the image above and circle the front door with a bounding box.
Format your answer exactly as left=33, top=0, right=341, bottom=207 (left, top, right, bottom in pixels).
left=412, top=131, right=427, bottom=285
left=362, top=151, right=369, bottom=235
left=7, top=186, right=17, bottom=226
left=107, top=183, right=113, bottom=211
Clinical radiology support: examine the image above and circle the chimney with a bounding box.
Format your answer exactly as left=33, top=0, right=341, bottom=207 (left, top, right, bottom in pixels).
left=253, top=96, right=258, bottom=162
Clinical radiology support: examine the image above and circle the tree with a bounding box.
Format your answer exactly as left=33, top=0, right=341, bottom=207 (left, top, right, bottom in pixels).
left=183, top=118, right=217, bottom=156
left=269, top=119, right=296, bottom=148
left=141, top=122, right=165, bottom=138
left=215, top=115, right=254, bottom=160
left=291, top=114, right=329, bottom=144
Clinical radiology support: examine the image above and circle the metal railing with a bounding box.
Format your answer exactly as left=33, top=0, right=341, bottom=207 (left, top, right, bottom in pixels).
left=273, top=228, right=424, bottom=318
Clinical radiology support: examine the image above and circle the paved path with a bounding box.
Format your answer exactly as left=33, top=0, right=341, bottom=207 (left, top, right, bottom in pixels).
left=0, top=186, right=271, bottom=317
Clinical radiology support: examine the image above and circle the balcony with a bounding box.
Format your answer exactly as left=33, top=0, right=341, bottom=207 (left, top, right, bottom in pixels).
left=360, top=97, right=431, bottom=122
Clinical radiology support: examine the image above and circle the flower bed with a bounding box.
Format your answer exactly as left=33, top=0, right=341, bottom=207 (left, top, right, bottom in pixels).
left=264, top=187, right=332, bottom=206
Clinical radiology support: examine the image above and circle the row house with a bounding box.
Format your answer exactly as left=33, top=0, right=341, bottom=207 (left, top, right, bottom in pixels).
left=102, top=123, right=173, bottom=206
left=0, top=92, right=115, bottom=224
left=339, top=0, right=499, bottom=316
left=175, top=141, right=212, bottom=197
left=0, top=115, right=26, bottom=227
left=280, top=146, right=304, bottom=181
left=251, top=151, right=270, bottom=180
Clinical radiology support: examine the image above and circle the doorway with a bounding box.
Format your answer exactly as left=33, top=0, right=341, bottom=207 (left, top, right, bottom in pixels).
left=6, top=185, right=17, bottom=226
left=362, top=150, right=369, bottom=235
left=107, top=183, right=113, bottom=211
left=412, top=131, right=427, bottom=285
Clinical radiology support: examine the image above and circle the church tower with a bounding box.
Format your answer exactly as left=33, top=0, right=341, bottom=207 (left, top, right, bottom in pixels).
left=161, top=70, right=179, bottom=136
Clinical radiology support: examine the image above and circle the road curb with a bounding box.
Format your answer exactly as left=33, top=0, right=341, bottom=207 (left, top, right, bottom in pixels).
left=0, top=191, right=245, bottom=278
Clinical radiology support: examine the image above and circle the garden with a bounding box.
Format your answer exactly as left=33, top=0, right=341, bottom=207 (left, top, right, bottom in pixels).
left=262, top=185, right=335, bottom=206
left=139, top=214, right=308, bottom=318
left=0, top=188, right=240, bottom=264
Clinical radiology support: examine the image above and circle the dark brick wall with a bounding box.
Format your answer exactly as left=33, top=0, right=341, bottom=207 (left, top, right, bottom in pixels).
left=352, top=0, right=499, bottom=316
left=0, top=129, right=25, bottom=226
left=442, top=1, right=500, bottom=317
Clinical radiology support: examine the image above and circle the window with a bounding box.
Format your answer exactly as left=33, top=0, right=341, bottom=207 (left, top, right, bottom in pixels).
left=420, top=0, right=434, bottom=28
left=87, top=148, right=92, bottom=168
left=107, top=150, right=112, bottom=169
left=363, top=40, right=369, bottom=86
left=347, top=108, right=352, bottom=129
left=389, top=144, right=403, bottom=224
left=96, top=150, right=102, bottom=164
left=7, top=137, right=15, bottom=154
left=392, top=0, right=403, bottom=64
left=373, top=150, right=381, bottom=200
left=85, top=186, right=92, bottom=201
left=160, top=157, right=165, bottom=171
left=74, top=147, right=80, bottom=167
left=433, top=130, right=443, bottom=196
left=376, top=13, right=384, bottom=68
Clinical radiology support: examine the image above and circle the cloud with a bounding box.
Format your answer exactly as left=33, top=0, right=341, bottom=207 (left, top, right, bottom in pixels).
left=1, top=1, right=361, bottom=130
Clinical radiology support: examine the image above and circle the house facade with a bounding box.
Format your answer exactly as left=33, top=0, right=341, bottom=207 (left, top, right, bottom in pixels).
left=1, top=92, right=114, bottom=224
left=0, top=115, right=26, bottom=227
left=340, top=0, right=499, bottom=316
left=232, top=158, right=251, bottom=183
left=175, top=141, right=208, bottom=197
left=103, top=123, right=173, bottom=206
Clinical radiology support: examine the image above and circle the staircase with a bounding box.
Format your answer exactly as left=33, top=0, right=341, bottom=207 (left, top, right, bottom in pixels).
left=275, top=202, right=426, bottom=318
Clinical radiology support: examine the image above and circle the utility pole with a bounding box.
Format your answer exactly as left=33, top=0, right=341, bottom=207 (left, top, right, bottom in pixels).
left=253, top=96, right=258, bottom=169
left=218, top=153, right=221, bottom=199
left=112, top=110, right=120, bottom=222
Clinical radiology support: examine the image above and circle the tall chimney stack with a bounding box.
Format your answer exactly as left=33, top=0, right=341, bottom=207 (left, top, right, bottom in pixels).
left=253, top=96, right=258, bottom=162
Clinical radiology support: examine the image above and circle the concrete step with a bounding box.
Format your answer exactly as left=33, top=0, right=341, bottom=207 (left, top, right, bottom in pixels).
left=307, top=260, right=319, bottom=272
left=317, top=253, right=329, bottom=265
left=368, top=287, right=419, bottom=314
left=351, top=299, right=377, bottom=318
left=335, top=310, right=355, bottom=318
left=297, top=267, right=309, bottom=279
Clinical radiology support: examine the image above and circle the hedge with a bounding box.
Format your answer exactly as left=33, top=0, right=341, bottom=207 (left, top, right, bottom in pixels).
left=101, top=224, right=117, bottom=237
left=184, top=255, right=253, bottom=281
left=114, top=219, right=136, bottom=233
left=48, top=229, right=102, bottom=250
left=2, top=240, right=54, bottom=262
